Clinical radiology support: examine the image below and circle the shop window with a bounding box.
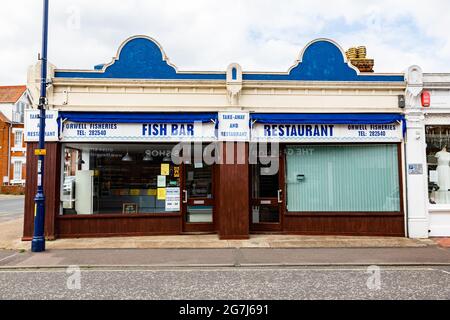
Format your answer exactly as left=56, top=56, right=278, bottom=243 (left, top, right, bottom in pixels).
left=61, top=143, right=181, bottom=215
left=426, top=126, right=450, bottom=205
left=285, top=144, right=400, bottom=212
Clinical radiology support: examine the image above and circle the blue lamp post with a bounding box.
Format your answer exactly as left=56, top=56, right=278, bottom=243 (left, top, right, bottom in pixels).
left=31, top=0, right=50, bottom=253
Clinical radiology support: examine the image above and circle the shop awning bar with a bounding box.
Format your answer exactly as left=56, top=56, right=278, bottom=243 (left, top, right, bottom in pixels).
left=58, top=112, right=218, bottom=124
left=250, top=113, right=404, bottom=125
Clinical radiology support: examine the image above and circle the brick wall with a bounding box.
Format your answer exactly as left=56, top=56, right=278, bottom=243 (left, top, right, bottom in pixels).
left=0, top=185, right=25, bottom=195
left=0, top=120, right=10, bottom=183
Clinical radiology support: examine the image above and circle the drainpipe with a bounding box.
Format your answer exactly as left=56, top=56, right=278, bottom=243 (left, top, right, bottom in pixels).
left=7, top=122, right=11, bottom=185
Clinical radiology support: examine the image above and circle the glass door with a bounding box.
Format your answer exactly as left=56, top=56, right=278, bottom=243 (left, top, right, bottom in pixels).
left=250, top=161, right=283, bottom=232
left=182, top=163, right=215, bottom=233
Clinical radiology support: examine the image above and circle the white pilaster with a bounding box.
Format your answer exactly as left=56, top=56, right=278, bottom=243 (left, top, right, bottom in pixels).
left=405, top=66, right=429, bottom=238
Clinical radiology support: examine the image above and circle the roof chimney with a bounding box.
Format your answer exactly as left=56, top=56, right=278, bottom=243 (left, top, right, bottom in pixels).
left=345, top=46, right=374, bottom=73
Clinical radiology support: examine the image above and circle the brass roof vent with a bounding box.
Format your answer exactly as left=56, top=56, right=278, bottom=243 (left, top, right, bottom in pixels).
left=345, top=46, right=374, bottom=73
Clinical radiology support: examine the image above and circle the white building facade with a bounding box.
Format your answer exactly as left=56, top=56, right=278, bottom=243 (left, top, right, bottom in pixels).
left=405, top=67, right=450, bottom=237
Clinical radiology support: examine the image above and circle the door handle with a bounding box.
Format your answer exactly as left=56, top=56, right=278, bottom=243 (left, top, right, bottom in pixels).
left=183, top=190, right=188, bottom=204
left=278, top=189, right=283, bottom=204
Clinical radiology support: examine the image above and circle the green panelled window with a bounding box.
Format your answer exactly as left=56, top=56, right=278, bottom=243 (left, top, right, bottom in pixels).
left=286, top=144, right=400, bottom=212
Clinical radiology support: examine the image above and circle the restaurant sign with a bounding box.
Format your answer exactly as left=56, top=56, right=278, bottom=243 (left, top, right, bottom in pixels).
left=251, top=123, right=403, bottom=142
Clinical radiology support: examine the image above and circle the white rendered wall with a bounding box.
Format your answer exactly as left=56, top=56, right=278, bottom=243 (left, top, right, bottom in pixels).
left=405, top=66, right=430, bottom=238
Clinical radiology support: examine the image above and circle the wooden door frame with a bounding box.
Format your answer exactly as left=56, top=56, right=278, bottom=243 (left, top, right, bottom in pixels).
left=181, top=162, right=217, bottom=233
left=249, top=145, right=285, bottom=233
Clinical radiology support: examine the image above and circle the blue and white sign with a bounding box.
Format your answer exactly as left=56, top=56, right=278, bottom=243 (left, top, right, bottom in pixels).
left=24, top=110, right=59, bottom=142
left=61, top=121, right=216, bottom=142
left=218, top=112, right=250, bottom=142
left=251, top=123, right=403, bottom=143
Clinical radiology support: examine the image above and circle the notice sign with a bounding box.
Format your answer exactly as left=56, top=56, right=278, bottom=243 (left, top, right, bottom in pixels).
left=408, top=164, right=424, bottom=175
left=161, top=164, right=170, bottom=176
left=218, top=112, right=250, bottom=142
left=157, top=175, right=166, bottom=188
left=173, top=167, right=180, bottom=178
left=251, top=123, right=403, bottom=143
left=123, top=203, right=138, bottom=214
left=165, top=187, right=181, bottom=212
left=24, top=110, right=59, bottom=142
left=157, top=188, right=166, bottom=200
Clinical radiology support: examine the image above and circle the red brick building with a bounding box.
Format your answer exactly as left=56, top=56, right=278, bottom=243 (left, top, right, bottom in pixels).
left=0, top=85, right=31, bottom=193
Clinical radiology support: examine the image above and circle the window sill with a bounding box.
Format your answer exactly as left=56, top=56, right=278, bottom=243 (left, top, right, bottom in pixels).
left=285, top=212, right=403, bottom=217
left=57, top=213, right=182, bottom=219
left=428, top=204, right=450, bottom=213
left=10, top=180, right=25, bottom=185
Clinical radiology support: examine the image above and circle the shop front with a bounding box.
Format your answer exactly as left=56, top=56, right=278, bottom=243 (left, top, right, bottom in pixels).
left=249, top=114, right=405, bottom=236
left=24, top=35, right=407, bottom=240
left=52, top=112, right=222, bottom=237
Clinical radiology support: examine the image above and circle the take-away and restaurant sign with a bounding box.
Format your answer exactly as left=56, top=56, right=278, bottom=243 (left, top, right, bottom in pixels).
left=24, top=110, right=404, bottom=143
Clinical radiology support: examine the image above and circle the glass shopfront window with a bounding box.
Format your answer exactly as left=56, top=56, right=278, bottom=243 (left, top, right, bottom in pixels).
left=426, top=126, right=450, bottom=205
left=285, top=144, right=400, bottom=212
left=61, top=143, right=181, bottom=215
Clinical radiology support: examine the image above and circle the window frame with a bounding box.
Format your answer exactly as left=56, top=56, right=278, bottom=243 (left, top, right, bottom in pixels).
left=59, top=142, right=184, bottom=217
left=14, top=130, right=23, bottom=148
left=282, top=143, right=404, bottom=217
left=13, top=161, right=23, bottom=181
left=425, top=124, right=450, bottom=207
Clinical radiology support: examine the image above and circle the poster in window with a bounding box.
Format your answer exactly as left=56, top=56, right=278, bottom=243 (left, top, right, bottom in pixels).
left=165, top=187, right=180, bottom=211
left=123, top=203, right=138, bottom=214
left=161, top=163, right=170, bottom=176
left=157, top=175, right=166, bottom=187
left=157, top=188, right=166, bottom=200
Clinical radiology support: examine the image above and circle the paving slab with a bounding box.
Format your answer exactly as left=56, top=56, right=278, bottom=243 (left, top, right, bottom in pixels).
left=238, top=247, right=450, bottom=266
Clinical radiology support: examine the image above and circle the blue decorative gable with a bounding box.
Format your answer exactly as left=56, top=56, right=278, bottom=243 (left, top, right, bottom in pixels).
left=243, top=39, right=404, bottom=82
left=54, top=36, right=404, bottom=82
left=55, top=36, right=226, bottom=80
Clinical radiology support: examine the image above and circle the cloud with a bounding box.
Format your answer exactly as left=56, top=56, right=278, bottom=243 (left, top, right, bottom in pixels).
left=1, top=0, right=449, bottom=85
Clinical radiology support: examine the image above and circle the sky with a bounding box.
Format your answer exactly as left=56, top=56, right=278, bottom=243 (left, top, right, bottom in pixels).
left=1, top=0, right=449, bottom=85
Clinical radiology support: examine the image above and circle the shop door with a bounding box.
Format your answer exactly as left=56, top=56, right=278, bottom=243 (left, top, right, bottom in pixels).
left=250, top=160, right=284, bottom=232
left=182, top=163, right=215, bottom=233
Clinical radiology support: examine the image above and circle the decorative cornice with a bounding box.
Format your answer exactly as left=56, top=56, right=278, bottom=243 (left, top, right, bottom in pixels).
left=53, top=36, right=405, bottom=83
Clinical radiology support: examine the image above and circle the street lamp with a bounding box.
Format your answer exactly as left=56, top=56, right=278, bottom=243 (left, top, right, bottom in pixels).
left=31, top=0, right=50, bottom=253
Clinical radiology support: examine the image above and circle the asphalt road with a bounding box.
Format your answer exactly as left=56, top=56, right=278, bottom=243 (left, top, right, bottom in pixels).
left=0, top=196, right=24, bottom=223
left=0, top=266, right=448, bottom=300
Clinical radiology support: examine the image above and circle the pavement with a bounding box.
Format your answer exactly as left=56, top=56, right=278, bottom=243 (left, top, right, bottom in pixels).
left=0, top=194, right=449, bottom=269
left=0, top=195, right=24, bottom=223
left=0, top=213, right=447, bottom=252
left=0, top=197, right=448, bottom=301
left=0, top=212, right=441, bottom=251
